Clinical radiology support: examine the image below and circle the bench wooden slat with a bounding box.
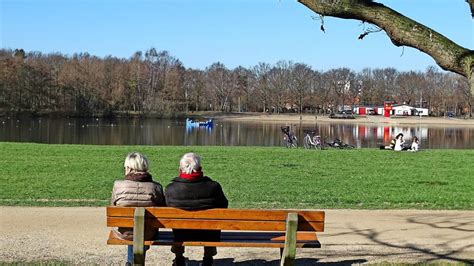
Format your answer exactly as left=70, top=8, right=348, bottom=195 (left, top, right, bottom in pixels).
left=107, top=231, right=321, bottom=248
left=107, top=207, right=325, bottom=222
left=107, top=217, right=324, bottom=231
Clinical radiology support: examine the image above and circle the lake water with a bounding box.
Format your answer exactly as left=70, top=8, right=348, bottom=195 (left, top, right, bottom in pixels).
left=0, top=117, right=473, bottom=149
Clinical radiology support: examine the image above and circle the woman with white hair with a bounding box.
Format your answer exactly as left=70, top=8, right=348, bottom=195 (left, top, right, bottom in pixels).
left=165, top=152, right=228, bottom=266
left=111, top=152, right=165, bottom=265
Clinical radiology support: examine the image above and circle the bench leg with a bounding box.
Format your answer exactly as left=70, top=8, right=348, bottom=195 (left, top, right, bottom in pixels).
left=133, top=207, right=146, bottom=265
left=128, top=245, right=134, bottom=263
left=128, top=245, right=150, bottom=265
left=280, top=213, right=298, bottom=266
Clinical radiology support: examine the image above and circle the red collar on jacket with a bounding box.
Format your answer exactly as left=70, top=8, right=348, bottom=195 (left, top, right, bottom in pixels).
left=179, top=171, right=203, bottom=181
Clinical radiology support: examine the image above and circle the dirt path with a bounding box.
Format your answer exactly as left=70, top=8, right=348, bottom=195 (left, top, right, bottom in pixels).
left=1, top=207, right=473, bottom=265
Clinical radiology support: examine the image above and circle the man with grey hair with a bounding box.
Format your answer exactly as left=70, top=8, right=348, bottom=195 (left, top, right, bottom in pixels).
left=165, top=152, right=228, bottom=266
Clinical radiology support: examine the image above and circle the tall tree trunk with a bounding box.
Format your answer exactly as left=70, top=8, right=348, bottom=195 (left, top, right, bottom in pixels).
left=469, top=71, right=474, bottom=117
left=470, top=71, right=474, bottom=99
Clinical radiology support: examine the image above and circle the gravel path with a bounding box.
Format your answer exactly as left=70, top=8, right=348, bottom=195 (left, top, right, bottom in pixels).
left=1, top=207, right=473, bottom=265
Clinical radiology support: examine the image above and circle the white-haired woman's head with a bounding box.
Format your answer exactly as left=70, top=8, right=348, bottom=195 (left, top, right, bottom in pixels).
left=179, top=152, right=201, bottom=174
left=124, top=152, right=149, bottom=175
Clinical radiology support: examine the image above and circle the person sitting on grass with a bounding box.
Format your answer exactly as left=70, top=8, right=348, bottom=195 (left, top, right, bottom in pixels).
left=165, top=152, right=228, bottom=266
left=394, top=133, right=405, bottom=151
left=110, top=152, right=166, bottom=265
left=389, top=138, right=396, bottom=149
left=410, top=136, right=420, bottom=152
left=380, top=138, right=396, bottom=150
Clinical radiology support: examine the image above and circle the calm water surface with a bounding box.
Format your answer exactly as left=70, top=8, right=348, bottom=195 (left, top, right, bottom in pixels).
left=0, top=117, right=473, bottom=149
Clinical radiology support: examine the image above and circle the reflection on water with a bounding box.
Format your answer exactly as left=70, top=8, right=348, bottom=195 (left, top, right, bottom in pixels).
left=0, top=117, right=473, bottom=149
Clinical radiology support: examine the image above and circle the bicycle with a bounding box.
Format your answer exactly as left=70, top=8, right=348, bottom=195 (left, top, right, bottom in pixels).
left=326, top=138, right=355, bottom=149
left=303, top=130, right=322, bottom=150
left=281, top=126, right=298, bottom=148
left=283, top=134, right=298, bottom=148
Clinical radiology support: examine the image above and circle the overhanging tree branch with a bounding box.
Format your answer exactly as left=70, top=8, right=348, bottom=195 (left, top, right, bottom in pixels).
left=298, top=0, right=474, bottom=82
left=467, top=0, right=474, bottom=17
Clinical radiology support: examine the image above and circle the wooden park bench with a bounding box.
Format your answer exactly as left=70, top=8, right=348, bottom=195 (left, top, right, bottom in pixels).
left=106, top=207, right=325, bottom=266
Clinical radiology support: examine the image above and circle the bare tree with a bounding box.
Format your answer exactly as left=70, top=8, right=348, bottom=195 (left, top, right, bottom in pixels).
left=458, top=75, right=473, bottom=117
left=290, top=63, right=313, bottom=113
left=2, top=47, right=471, bottom=116
left=319, top=71, right=336, bottom=114
left=371, top=68, right=398, bottom=105
left=357, top=68, right=377, bottom=106
left=232, top=66, right=252, bottom=112
left=206, top=62, right=233, bottom=112
left=424, top=66, right=445, bottom=115
left=251, top=62, right=272, bottom=112
left=326, top=68, right=356, bottom=112
left=396, top=71, right=424, bottom=106
left=268, top=61, right=292, bottom=113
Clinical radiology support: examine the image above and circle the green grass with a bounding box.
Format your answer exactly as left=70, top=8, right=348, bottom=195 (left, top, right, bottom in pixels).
left=1, top=142, right=473, bottom=209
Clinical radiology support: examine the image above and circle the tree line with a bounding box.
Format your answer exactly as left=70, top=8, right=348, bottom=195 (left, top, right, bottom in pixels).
left=0, top=48, right=471, bottom=117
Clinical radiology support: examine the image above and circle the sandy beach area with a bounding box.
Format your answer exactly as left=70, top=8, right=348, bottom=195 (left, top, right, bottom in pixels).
left=210, top=113, right=474, bottom=127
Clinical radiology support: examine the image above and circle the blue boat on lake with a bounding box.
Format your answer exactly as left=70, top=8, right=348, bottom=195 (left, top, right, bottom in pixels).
left=186, top=118, right=213, bottom=128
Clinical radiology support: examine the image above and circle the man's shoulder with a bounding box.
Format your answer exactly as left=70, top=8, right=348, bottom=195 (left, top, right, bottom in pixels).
left=166, top=176, right=221, bottom=187
left=202, top=177, right=224, bottom=191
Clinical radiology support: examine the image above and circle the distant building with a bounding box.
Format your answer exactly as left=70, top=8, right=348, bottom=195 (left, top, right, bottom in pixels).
left=415, top=107, right=429, bottom=116
left=354, top=106, right=376, bottom=115
left=355, top=104, right=428, bottom=116
left=392, top=104, right=414, bottom=116
left=392, top=104, right=428, bottom=116
left=355, top=101, right=393, bottom=116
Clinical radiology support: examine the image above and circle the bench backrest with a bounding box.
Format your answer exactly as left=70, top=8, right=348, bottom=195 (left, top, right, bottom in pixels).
left=107, top=207, right=325, bottom=232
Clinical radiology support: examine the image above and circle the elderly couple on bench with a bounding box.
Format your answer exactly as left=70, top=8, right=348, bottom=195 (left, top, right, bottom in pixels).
left=111, top=152, right=227, bottom=266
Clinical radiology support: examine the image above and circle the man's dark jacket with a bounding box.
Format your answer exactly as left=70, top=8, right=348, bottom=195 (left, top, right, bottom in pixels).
left=165, top=176, right=228, bottom=241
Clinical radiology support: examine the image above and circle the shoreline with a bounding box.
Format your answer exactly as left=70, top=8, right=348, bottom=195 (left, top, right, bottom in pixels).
left=212, top=113, right=474, bottom=127
left=2, top=111, right=473, bottom=127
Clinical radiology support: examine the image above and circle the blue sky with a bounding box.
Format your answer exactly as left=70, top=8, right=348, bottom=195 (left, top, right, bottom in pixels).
left=1, top=0, right=473, bottom=72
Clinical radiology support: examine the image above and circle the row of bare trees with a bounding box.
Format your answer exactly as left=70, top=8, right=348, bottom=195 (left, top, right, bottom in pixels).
left=0, top=48, right=471, bottom=117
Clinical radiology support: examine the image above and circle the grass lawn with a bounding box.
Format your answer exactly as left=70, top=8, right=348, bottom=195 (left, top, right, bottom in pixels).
left=0, top=142, right=473, bottom=209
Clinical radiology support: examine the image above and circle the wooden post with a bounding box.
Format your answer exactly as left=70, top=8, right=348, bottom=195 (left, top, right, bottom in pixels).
left=280, top=213, right=298, bottom=266
left=133, top=207, right=145, bottom=266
